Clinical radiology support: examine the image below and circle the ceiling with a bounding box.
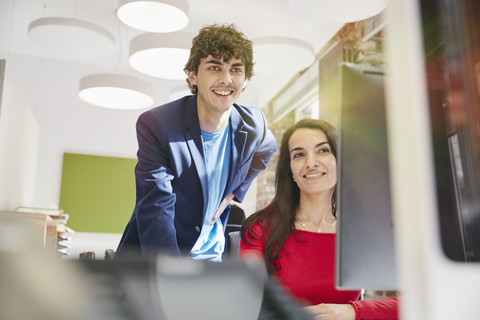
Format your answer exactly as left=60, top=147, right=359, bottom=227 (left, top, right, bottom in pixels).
left=0, top=0, right=350, bottom=155
left=0, top=0, right=384, bottom=207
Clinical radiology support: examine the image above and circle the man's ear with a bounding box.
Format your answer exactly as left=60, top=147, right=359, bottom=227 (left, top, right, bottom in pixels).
left=187, top=71, right=197, bottom=85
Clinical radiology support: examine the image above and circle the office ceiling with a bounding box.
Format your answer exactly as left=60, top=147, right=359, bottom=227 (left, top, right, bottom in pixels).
left=0, top=0, right=384, bottom=161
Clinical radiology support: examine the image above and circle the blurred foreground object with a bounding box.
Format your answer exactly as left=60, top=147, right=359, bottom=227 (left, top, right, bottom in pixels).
left=0, top=207, right=73, bottom=256
left=0, top=215, right=96, bottom=320
left=0, top=216, right=309, bottom=320
left=82, top=253, right=267, bottom=320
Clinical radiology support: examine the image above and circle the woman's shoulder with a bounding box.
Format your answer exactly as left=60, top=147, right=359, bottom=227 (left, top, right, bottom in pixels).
left=243, top=219, right=264, bottom=235
left=243, top=210, right=270, bottom=234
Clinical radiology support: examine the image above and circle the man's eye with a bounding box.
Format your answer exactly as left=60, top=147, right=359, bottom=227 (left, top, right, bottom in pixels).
left=232, top=68, right=243, bottom=73
left=209, top=66, right=219, bottom=71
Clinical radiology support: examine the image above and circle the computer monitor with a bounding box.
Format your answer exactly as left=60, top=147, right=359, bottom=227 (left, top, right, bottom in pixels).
left=336, top=62, right=397, bottom=290
left=419, top=0, right=480, bottom=262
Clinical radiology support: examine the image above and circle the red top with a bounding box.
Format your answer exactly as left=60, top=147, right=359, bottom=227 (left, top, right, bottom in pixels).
left=239, top=222, right=398, bottom=320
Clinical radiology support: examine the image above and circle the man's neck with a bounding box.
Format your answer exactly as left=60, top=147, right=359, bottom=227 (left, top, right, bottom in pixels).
left=197, top=104, right=232, bottom=133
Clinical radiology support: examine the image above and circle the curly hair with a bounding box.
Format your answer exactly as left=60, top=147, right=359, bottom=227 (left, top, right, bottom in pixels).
left=184, top=23, right=254, bottom=94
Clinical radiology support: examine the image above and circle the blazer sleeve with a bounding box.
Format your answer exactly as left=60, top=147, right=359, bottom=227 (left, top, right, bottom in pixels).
left=232, top=109, right=277, bottom=202
left=133, top=111, right=180, bottom=255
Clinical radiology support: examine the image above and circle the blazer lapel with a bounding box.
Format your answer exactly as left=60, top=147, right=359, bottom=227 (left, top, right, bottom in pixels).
left=184, top=97, right=208, bottom=211
left=226, top=106, right=247, bottom=195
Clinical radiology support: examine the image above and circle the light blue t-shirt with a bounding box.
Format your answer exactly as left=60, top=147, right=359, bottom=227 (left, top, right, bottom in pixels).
left=188, top=123, right=231, bottom=262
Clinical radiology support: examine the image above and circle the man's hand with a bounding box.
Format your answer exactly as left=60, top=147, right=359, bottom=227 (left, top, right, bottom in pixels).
left=211, top=193, right=235, bottom=225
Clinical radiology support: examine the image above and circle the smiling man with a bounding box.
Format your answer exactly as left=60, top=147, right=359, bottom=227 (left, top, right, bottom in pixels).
left=116, top=24, right=277, bottom=261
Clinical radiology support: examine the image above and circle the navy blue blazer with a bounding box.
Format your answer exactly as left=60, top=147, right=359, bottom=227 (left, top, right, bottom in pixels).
left=116, top=95, right=276, bottom=256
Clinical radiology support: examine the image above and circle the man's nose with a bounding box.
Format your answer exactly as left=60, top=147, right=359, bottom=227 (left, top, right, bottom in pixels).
left=219, top=69, right=233, bottom=84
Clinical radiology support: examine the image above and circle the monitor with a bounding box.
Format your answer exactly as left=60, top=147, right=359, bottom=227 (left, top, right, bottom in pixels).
left=336, top=62, right=397, bottom=290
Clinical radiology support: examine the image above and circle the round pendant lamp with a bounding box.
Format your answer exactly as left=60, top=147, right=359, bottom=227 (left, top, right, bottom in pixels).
left=169, top=85, right=192, bottom=101
left=79, top=74, right=155, bottom=110
left=287, top=0, right=387, bottom=23
left=253, top=36, right=315, bottom=74
left=129, top=32, right=193, bottom=80
left=117, top=0, right=189, bottom=33
left=28, top=17, right=115, bottom=59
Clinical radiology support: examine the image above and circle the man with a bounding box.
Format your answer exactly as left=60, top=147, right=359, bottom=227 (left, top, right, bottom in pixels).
left=116, top=24, right=276, bottom=261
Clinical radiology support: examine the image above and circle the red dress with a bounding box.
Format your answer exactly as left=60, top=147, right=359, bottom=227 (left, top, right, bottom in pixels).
left=239, top=222, right=398, bottom=320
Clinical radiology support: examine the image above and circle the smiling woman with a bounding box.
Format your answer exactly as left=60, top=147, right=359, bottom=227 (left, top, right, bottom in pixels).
left=240, top=118, right=399, bottom=320
left=289, top=128, right=337, bottom=199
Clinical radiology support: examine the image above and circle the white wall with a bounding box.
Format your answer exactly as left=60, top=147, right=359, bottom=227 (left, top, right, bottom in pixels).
left=0, top=60, right=39, bottom=210
left=5, top=56, right=142, bottom=208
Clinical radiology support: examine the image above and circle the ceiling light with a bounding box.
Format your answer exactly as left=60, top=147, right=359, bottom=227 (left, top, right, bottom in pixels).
left=253, top=36, right=315, bottom=74
left=168, top=85, right=192, bottom=101
left=117, top=0, right=189, bottom=33
left=129, top=32, right=192, bottom=80
left=79, top=74, right=155, bottom=110
left=287, top=0, right=387, bottom=23
left=28, top=17, right=115, bottom=59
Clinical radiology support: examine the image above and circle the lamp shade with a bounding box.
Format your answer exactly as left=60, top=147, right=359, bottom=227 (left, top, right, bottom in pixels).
left=287, top=0, right=387, bottom=23
left=253, top=36, right=315, bottom=74
left=79, top=74, right=155, bottom=110
left=169, top=85, right=192, bottom=101
left=129, top=32, right=193, bottom=80
left=28, top=17, right=115, bottom=59
left=117, top=0, right=189, bottom=33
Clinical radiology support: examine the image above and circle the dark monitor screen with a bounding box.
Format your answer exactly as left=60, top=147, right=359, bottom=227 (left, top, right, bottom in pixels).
left=420, top=0, right=480, bottom=262
left=336, top=62, right=397, bottom=290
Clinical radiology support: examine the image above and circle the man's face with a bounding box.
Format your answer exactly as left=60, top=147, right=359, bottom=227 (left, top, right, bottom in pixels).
left=187, top=55, right=248, bottom=115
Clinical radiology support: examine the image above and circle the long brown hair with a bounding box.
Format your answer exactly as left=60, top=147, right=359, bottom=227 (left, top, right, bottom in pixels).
left=241, top=119, right=338, bottom=275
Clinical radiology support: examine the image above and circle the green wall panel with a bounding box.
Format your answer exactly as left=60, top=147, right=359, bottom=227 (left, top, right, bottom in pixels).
left=59, top=153, right=136, bottom=233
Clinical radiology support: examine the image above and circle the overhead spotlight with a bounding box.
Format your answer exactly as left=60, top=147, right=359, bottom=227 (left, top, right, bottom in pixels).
left=117, top=0, right=189, bottom=33
left=79, top=74, right=155, bottom=110
left=129, top=32, right=193, bottom=80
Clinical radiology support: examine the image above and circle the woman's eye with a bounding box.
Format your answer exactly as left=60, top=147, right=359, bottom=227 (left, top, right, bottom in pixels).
left=319, top=147, right=330, bottom=153
left=292, top=153, right=303, bottom=159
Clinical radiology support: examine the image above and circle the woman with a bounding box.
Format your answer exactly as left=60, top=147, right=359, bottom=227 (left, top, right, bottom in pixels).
left=239, top=119, right=398, bottom=320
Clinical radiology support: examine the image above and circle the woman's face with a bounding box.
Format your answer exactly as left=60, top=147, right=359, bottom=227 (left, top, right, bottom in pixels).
left=288, top=128, right=337, bottom=196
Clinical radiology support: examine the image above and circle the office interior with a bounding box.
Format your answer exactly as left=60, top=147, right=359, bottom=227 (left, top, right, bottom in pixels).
left=1, top=0, right=480, bottom=319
